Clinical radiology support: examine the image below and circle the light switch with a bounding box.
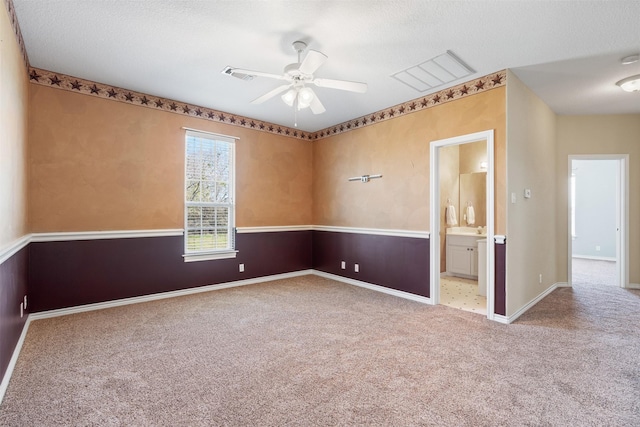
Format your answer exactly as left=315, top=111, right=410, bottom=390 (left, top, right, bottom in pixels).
left=511, top=192, right=516, bottom=204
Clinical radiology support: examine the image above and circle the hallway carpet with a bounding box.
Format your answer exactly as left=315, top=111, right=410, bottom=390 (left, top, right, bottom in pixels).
left=1, top=275, right=639, bottom=426
left=572, top=257, right=617, bottom=286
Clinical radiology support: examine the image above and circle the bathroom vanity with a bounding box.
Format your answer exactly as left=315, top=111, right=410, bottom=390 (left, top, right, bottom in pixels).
left=446, top=227, right=485, bottom=279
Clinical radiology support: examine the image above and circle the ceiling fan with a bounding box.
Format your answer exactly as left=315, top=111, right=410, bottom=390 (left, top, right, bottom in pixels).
left=222, top=41, right=367, bottom=116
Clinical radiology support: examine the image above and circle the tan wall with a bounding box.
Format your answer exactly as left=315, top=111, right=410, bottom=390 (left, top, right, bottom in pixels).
left=505, top=71, right=557, bottom=316
left=459, top=140, right=488, bottom=174
left=28, top=85, right=312, bottom=232
left=556, top=114, right=640, bottom=285
left=313, top=86, right=506, bottom=233
left=0, top=6, right=29, bottom=248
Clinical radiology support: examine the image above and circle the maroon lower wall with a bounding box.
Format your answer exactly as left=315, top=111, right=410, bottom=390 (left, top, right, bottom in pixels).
left=494, top=240, right=506, bottom=316
left=26, top=230, right=505, bottom=314
left=312, top=231, right=430, bottom=297
left=28, top=231, right=312, bottom=312
left=0, top=247, right=29, bottom=382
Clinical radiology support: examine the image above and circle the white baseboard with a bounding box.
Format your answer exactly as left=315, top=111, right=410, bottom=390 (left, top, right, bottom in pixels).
left=504, top=283, right=558, bottom=324
left=30, top=270, right=313, bottom=321
left=0, top=317, right=31, bottom=404
left=312, top=270, right=432, bottom=305
left=555, top=282, right=571, bottom=288
left=627, top=283, right=640, bottom=290
left=492, top=314, right=509, bottom=324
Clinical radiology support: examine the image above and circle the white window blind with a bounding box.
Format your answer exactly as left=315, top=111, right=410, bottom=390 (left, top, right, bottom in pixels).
left=184, top=130, right=236, bottom=257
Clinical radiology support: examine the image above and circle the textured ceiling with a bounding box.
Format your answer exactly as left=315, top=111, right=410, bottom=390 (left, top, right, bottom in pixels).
left=12, top=0, right=640, bottom=132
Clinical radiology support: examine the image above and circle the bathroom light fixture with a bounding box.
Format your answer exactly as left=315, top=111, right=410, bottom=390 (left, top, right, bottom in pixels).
left=616, top=74, right=640, bottom=92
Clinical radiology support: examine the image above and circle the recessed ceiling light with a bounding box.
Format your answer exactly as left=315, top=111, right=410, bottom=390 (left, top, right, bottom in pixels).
left=616, top=74, right=640, bottom=92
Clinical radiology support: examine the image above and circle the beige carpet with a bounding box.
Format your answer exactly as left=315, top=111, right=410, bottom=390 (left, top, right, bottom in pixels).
left=1, top=275, right=639, bottom=426
left=572, top=257, right=617, bottom=286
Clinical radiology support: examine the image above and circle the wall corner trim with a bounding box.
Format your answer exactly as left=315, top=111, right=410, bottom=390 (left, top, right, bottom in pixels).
left=494, top=235, right=506, bottom=244
left=0, top=234, right=31, bottom=265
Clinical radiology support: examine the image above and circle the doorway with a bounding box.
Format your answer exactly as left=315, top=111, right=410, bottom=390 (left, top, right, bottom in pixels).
left=568, top=155, right=628, bottom=288
left=430, top=130, right=495, bottom=320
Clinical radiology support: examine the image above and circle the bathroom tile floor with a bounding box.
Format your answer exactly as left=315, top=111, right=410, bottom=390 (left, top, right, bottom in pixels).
left=440, top=276, right=487, bottom=315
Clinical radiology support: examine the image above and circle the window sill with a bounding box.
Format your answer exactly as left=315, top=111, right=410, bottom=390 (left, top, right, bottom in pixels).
left=183, top=250, right=238, bottom=263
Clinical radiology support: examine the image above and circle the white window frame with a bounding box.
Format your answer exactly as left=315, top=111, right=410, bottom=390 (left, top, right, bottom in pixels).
left=183, top=128, right=238, bottom=262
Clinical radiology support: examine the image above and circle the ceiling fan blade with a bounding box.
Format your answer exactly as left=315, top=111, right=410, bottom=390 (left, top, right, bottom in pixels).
left=226, top=67, right=288, bottom=81
left=298, top=50, right=328, bottom=75
left=251, top=84, right=292, bottom=104
left=313, top=78, right=368, bottom=93
left=307, top=88, right=326, bottom=114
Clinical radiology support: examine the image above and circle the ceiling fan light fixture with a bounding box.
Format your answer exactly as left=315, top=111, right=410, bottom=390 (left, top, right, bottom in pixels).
left=616, top=74, right=640, bottom=92
left=297, top=87, right=314, bottom=109
left=281, top=88, right=297, bottom=106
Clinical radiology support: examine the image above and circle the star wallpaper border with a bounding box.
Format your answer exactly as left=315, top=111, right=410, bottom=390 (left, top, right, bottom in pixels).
left=28, top=67, right=506, bottom=141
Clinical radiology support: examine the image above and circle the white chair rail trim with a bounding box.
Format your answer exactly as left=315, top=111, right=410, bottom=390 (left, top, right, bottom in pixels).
left=313, top=225, right=429, bottom=239
left=2, top=226, right=430, bottom=266
left=236, top=225, right=313, bottom=233
left=0, top=235, right=31, bottom=266
left=30, top=229, right=184, bottom=242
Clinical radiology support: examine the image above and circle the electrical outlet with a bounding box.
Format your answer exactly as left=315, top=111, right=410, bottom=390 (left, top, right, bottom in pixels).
left=239, top=263, right=245, bottom=272
left=341, top=261, right=346, bottom=269
left=23, top=295, right=27, bottom=310
left=524, top=189, right=532, bottom=199
left=596, top=246, right=601, bottom=251
left=20, top=302, right=23, bottom=318
left=354, top=264, right=359, bottom=273
left=539, top=274, right=542, bottom=284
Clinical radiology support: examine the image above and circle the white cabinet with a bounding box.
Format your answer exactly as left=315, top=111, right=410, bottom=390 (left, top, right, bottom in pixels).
left=446, top=234, right=480, bottom=279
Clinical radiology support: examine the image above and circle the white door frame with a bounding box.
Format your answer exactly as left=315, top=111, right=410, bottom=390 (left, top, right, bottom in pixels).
left=430, top=130, right=495, bottom=320
left=568, top=155, right=629, bottom=288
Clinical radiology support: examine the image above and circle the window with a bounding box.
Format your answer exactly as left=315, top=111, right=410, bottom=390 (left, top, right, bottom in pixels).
left=184, top=129, right=237, bottom=262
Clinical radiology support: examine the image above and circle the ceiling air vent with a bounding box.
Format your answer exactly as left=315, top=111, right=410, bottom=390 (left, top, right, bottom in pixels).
left=391, top=51, right=474, bottom=92
left=221, top=66, right=254, bottom=81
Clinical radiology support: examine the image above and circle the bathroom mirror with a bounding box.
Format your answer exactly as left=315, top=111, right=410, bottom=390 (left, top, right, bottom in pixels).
left=459, top=172, right=486, bottom=226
